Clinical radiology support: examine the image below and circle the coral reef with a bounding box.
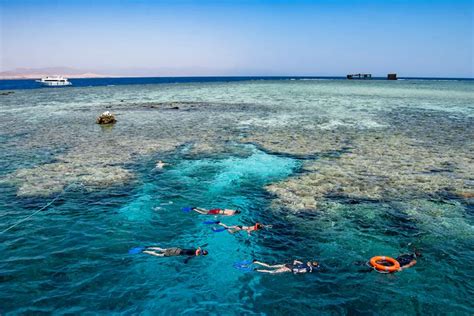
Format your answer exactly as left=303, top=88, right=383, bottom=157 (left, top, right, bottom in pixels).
left=266, top=133, right=473, bottom=212
left=2, top=80, right=473, bottom=204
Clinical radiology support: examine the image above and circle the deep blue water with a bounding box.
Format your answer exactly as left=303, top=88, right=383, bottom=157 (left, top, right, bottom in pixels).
left=0, top=76, right=472, bottom=90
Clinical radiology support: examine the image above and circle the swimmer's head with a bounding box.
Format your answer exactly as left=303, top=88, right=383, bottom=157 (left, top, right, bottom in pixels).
left=309, top=261, right=320, bottom=268
left=256, top=223, right=263, bottom=229
left=196, top=248, right=208, bottom=256
left=235, top=210, right=241, bottom=214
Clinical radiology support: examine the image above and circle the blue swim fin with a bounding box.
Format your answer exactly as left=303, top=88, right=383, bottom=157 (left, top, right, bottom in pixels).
left=233, top=260, right=254, bottom=272
left=182, top=207, right=192, bottom=213
left=212, top=227, right=228, bottom=233
left=203, top=220, right=220, bottom=225
left=236, top=260, right=253, bottom=266
left=128, top=246, right=145, bottom=254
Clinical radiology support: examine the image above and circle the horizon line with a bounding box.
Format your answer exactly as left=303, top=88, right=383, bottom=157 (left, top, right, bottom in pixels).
left=1, top=75, right=473, bottom=80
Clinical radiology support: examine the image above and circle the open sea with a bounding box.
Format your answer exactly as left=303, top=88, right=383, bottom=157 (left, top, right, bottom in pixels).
left=0, top=77, right=473, bottom=315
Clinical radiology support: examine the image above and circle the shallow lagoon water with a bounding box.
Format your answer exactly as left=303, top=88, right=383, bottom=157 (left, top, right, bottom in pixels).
left=0, top=79, right=473, bottom=314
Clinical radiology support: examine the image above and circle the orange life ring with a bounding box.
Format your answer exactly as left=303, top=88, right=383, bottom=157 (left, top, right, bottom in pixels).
left=369, top=256, right=401, bottom=273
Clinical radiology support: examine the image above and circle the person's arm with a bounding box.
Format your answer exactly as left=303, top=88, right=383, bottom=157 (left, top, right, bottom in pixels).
left=293, top=260, right=303, bottom=265
left=218, top=222, right=231, bottom=229
left=143, top=250, right=165, bottom=257
left=399, top=260, right=417, bottom=271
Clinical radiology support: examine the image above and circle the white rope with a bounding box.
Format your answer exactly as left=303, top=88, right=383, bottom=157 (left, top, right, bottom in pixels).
left=1, top=183, right=80, bottom=234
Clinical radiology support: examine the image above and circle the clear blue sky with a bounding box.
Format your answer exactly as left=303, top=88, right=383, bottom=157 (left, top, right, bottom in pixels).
left=1, top=0, right=472, bottom=77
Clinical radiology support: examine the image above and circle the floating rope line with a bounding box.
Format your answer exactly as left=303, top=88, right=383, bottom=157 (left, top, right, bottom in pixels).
left=1, top=183, right=81, bottom=234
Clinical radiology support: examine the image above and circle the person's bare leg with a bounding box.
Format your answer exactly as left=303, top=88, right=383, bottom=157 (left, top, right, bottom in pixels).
left=147, top=247, right=165, bottom=251
left=255, top=269, right=279, bottom=274
left=226, top=225, right=241, bottom=234
left=399, top=260, right=417, bottom=271
left=218, top=223, right=231, bottom=229
left=254, top=261, right=285, bottom=268
left=193, top=207, right=208, bottom=214
left=143, top=250, right=165, bottom=257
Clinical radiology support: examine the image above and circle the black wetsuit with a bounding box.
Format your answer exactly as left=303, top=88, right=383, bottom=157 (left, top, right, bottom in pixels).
left=285, top=263, right=313, bottom=274
left=163, top=248, right=197, bottom=257
left=180, top=249, right=197, bottom=256
left=396, top=254, right=416, bottom=266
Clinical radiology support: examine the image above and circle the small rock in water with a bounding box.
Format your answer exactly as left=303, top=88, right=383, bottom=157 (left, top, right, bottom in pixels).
left=96, top=111, right=117, bottom=125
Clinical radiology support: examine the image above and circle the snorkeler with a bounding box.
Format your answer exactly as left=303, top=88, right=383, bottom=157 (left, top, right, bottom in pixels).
left=154, top=160, right=168, bottom=170
left=252, top=259, right=319, bottom=274
left=140, top=246, right=208, bottom=263
left=214, top=222, right=272, bottom=235
left=186, top=207, right=241, bottom=216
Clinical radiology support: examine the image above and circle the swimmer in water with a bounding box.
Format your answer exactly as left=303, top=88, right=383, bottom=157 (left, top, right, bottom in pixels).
left=395, top=251, right=421, bottom=271
left=143, top=246, right=208, bottom=263
left=191, top=207, right=241, bottom=216
left=155, top=160, right=168, bottom=169
left=216, top=222, right=272, bottom=235
left=253, top=259, right=319, bottom=274
left=356, top=250, right=421, bottom=272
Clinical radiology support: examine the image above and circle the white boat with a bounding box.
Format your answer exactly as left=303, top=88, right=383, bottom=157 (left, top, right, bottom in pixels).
left=36, top=76, right=72, bottom=86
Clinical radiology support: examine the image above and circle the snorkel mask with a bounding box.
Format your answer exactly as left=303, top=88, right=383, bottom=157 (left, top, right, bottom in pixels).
left=196, top=248, right=208, bottom=256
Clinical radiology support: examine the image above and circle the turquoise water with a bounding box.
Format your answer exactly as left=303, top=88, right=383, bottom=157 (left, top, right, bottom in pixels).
left=0, top=79, right=473, bottom=314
